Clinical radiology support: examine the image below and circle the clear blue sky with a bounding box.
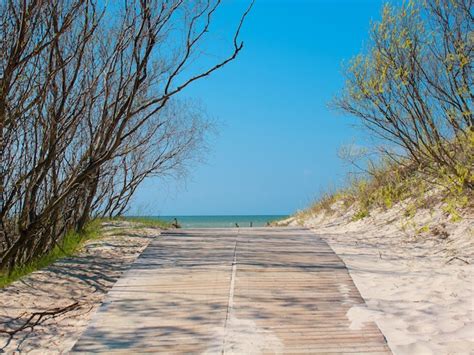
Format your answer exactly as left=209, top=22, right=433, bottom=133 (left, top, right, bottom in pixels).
left=131, top=0, right=387, bottom=216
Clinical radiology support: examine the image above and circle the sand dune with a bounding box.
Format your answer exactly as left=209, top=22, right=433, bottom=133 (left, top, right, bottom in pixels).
left=288, top=200, right=474, bottom=354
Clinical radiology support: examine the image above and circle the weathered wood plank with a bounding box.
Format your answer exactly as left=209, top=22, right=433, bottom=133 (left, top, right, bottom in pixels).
left=72, top=227, right=391, bottom=354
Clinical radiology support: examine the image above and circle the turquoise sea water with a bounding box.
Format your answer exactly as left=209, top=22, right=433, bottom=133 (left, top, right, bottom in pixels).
left=137, top=215, right=288, bottom=228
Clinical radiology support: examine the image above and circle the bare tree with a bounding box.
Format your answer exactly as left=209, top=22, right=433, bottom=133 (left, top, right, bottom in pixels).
left=1, top=0, right=253, bottom=271
left=93, top=99, right=211, bottom=218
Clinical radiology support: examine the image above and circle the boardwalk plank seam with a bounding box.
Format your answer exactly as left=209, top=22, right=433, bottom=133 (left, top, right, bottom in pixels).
left=72, top=228, right=391, bottom=354
left=221, top=238, right=238, bottom=353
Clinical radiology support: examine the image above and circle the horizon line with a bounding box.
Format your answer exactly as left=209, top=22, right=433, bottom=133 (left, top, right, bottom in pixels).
left=125, top=214, right=290, bottom=217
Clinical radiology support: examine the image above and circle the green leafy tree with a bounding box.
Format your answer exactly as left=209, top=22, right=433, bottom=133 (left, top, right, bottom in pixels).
left=335, top=0, right=473, bottom=189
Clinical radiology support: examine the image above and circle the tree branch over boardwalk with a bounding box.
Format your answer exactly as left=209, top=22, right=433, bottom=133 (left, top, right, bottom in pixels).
left=0, top=0, right=253, bottom=271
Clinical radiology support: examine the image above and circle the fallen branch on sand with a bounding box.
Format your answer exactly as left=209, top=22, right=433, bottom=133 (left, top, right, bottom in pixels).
left=0, top=302, right=80, bottom=337
left=446, top=257, right=470, bottom=265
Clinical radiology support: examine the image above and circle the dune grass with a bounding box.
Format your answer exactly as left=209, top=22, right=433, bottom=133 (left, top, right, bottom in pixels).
left=0, top=216, right=171, bottom=288
left=117, top=216, right=172, bottom=229
left=0, top=220, right=102, bottom=288
left=297, top=155, right=473, bottom=223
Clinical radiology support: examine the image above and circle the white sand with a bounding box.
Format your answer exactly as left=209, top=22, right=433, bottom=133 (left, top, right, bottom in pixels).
left=285, top=200, right=474, bottom=355
left=0, top=222, right=159, bottom=353
left=2, top=212, right=472, bottom=354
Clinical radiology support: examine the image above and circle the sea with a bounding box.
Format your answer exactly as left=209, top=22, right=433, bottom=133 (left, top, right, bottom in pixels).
left=138, top=215, right=288, bottom=228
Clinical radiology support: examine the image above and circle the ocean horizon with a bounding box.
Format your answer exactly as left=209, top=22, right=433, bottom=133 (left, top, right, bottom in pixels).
left=127, top=215, right=288, bottom=228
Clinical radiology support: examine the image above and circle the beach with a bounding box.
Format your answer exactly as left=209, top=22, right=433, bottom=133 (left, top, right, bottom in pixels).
left=0, top=222, right=159, bottom=353
left=1, top=213, right=472, bottom=354
left=134, top=215, right=288, bottom=228
left=283, top=200, right=474, bottom=354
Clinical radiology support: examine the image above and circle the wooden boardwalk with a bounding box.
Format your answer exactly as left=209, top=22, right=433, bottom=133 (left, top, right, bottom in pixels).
left=72, top=228, right=391, bottom=354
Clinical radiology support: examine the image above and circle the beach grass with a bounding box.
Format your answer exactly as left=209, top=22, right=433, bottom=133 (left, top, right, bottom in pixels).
left=296, top=153, right=472, bottom=224
left=0, top=220, right=102, bottom=288
left=118, top=216, right=172, bottom=229
left=0, top=217, right=171, bottom=288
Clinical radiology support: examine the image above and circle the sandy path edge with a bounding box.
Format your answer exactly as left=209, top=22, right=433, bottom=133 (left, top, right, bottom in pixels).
left=0, top=222, right=160, bottom=354
left=319, top=232, right=473, bottom=355
left=284, top=201, right=474, bottom=355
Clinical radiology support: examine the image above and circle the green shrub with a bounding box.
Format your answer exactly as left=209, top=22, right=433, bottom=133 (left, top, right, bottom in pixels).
left=352, top=208, right=369, bottom=221
left=0, top=220, right=102, bottom=288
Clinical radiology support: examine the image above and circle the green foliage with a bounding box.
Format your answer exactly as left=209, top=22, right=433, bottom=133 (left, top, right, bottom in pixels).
left=300, top=151, right=471, bottom=224
left=335, top=0, right=473, bottom=192
left=404, top=202, right=417, bottom=218
left=0, top=220, right=102, bottom=288
left=347, top=161, right=413, bottom=215
left=294, top=187, right=346, bottom=220
left=442, top=197, right=465, bottom=222
left=352, top=208, right=369, bottom=221
left=301, top=0, right=474, bottom=227
left=301, top=161, right=406, bottom=219
left=118, top=216, right=172, bottom=229
left=416, top=225, right=430, bottom=234
left=443, top=203, right=462, bottom=222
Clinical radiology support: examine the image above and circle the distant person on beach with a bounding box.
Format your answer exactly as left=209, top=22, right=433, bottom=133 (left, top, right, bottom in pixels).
left=250, top=222, right=253, bottom=227
left=235, top=223, right=239, bottom=228
left=171, top=218, right=181, bottom=229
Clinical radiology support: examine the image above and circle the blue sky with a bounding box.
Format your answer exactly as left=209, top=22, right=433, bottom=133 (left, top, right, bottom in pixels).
left=131, top=0, right=386, bottom=216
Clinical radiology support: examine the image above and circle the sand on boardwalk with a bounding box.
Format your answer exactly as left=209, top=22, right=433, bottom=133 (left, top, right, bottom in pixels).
left=283, top=200, right=474, bottom=355
left=2, top=210, right=472, bottom=354
left=0, top=222, right=159, bottom=353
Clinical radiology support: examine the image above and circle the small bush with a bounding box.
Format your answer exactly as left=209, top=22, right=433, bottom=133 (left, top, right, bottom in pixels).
left=300, top=153, right=472, bottom=224
left=352, top=208, right=369, bottom=221
left=0, top=220, right=102, bottom=288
